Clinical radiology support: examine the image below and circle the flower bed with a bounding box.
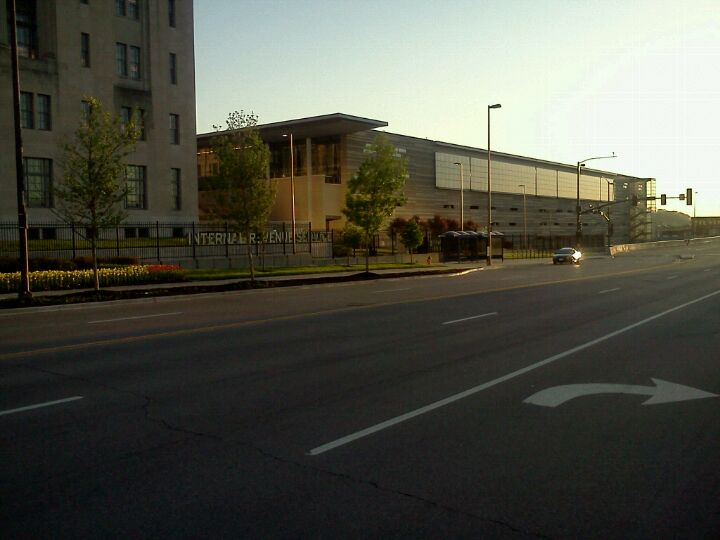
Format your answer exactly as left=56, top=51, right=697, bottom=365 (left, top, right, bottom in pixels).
left=0, top=265, right=186, bottom=293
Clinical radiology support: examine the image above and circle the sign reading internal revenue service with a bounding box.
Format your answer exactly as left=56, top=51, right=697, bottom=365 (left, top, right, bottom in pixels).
left=188, top=229, right=332, bottom=246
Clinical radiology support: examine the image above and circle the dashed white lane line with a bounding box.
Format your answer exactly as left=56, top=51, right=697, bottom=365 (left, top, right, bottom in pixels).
left=88, top=312, right=183, bottom=324
left=667, top=275, right=679, bottom=280
left=307, top=289, right=720, bottom=456
left=442, top=312, right=498, bottom=325
left=0, top=396, right=84, bottom=417
left=599, top=288, right=621, bottom=294
left=372, top=288, right=411, bottom=294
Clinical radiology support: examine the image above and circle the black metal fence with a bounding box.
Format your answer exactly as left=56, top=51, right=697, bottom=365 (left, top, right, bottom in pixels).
left=0, top=221, right=334, bottom=263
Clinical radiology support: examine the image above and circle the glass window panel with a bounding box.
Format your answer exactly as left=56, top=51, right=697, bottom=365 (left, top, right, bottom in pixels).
left=129, top=46, right=141, bottom=79
left=37, top=94, right=51, bottom=130
left=23, top=157, right=52, bottom=208
left=125, top=165, right=146, bottom=209
left=20, top=92, right=34, bottom=129
left=170, top=168, right=181, bottom=210
left=116, top=43, right=127, bottom=76
left=81, top=33, right=90, bottom=67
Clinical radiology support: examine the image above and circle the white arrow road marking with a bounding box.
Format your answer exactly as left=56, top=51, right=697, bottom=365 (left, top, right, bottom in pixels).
left=308, top=289, right=720, bottom=456
left=524, top=379, right=718, bottom=407
left=0, top=396, right=84, bottom=417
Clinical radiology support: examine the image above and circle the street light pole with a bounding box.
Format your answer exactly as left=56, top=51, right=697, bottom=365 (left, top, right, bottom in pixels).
left=606, top=180, right=614, bottom=248
left=518, top=184, right=527, bottom=249
left=9, top=0, right=31, bottom=301
left=576, top=153, right=615, bottom=248
left=283, top=133, right=296, bottom=253
left=454, top=162, right=464, bottom=230
left=487, top=104, right=501, bottom=265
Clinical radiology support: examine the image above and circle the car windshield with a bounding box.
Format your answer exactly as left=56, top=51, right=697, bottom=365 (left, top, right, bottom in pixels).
left=556, top=248, right=574, bottom=254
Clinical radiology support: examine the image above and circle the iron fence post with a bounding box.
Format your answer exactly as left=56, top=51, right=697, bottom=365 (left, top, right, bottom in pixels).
left=225, top=222, right=229, bottom=258
left=191, top=222, right=196, bottom=262
left=116, top=225, right=120, bottom=256
left=71, top=223, right=76, bottom=259
left=155, top=221, right=160, bottom=262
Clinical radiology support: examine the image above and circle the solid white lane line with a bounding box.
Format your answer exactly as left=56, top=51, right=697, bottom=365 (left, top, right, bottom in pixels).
left=308, top=289, right=720, bottom=456
left=373, top=288, right=411, bottom=294
left=88, top=312, right=183, bottom=324
left=0, top=396, right=84, bottom=417
left=442, top=312, right=498, bottom=325
left=599, top=288, right=621, bottom=294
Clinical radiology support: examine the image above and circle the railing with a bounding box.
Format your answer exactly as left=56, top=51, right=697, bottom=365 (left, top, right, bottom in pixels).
left=0, top=221, right=334, bottom=263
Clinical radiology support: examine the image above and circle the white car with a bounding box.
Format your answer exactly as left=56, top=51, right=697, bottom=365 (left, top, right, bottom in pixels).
left=552, top=247, right=582, bottom=265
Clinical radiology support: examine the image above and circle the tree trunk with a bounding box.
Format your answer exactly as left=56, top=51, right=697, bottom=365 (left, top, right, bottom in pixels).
left=365, top=233, right=370, bottom=273
left=247, top=233, right=255, bottom=282
left=91, top=234, right=100, bottom=291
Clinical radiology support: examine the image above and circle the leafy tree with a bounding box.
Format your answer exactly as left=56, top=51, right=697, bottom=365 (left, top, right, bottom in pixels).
left=343, top=133, right=408, bottom=271
left=340, top=223, right=363, bottom=257
left=55, top=97, right=140, bottom=291
left=400, top=219, right=423, bottom=263
left=205, top=111, right=274, bottom=281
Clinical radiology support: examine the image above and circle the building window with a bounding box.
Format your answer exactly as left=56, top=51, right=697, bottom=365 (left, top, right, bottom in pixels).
left=81, top=100, right=91, bottom=117
left=129, top=46, right=141, bottom=79
left=170, top=168, right=181, bottom=210
left=169, top=114, right=179, bottom=144
left=116, top=43, right=127, bottom=76
left=20, top=91, right=34, bottom=128
left=169, top=52, right=177, bottom=84
left=115, top=0, right=126, bottom=16
left=127, top=0, right=139, bottom=19
left=81, top=32, right=90, bottom=67
left=12, top=0, right=38, bottom=58
left=137, top=108, right=146, bottom=140
left=125, top=165, right=146, bottom=209
left=120, top=106, right=132, bottom=129
left=23, top=157, right=53, bottom=208
left=37, top=94, right=51, bottom=130
left=168, top=0, right=176, bottom=27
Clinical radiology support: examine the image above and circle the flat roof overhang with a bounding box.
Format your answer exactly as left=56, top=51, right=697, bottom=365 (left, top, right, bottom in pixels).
left=197, top=113, right=387, bottom=146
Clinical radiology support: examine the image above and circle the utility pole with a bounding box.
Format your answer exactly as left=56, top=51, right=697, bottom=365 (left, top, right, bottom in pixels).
left=9, top=0, right=32, bottom=302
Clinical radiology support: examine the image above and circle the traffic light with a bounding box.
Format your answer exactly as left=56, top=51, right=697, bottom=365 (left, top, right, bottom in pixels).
left=686, top=188, right=693, bottom=206
left=660, top=194, right=666, bottom=205
left=631, top=194, right=638, bottom=206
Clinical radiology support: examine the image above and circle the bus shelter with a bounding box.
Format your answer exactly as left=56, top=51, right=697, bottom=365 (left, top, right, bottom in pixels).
left=438, top=231, right=504, bottom=262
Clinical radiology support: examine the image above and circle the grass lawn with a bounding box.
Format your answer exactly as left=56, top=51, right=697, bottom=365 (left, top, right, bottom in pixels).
left=184, top=262, right=435, bottom=281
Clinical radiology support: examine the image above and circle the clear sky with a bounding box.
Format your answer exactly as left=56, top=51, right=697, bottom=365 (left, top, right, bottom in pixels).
left=194, top=0, right=720, bottom=217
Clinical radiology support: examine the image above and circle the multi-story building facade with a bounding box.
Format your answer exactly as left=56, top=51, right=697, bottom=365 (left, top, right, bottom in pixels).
left=197, top=113, right=655, bottom=246
left=0, top=0, right=198, bottom=236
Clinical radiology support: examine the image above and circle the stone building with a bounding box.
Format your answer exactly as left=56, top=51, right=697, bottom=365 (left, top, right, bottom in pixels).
left=0, top=0, right=198, bottom=235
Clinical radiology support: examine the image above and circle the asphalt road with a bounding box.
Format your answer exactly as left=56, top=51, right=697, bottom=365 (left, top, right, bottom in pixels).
left=2, top=241, right=719, bottom=538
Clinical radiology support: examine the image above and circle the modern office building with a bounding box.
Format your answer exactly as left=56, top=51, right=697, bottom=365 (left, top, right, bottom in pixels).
left=197, top=113, right=655, bottom=246
left=0, top=0, right=198, bottom=234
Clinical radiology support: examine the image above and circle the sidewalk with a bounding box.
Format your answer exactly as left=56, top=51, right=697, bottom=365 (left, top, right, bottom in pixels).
left=0, top=257, right=548, bottom=305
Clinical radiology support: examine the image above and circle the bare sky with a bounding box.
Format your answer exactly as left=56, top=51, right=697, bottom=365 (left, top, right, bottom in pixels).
left=194, top=0, right=720, bottom=216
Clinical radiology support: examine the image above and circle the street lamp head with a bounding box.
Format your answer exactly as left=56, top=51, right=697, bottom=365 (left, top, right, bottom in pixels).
left=454, top=162, right=461, bottom=166
left=489, top=104, right=502, bottom=109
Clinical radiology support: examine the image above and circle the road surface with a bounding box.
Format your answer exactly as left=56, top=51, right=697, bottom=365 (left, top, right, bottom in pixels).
left=2, top=241, right=719, bottom=538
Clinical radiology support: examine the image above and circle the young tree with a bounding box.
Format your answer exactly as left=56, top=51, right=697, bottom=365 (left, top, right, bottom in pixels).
left=205, top=111, right=274, bottom=281
left=400, top=219, right=423, bottom=263
left=55, top=97, right=140, bottom=291
left=343, top=133, right=408, bottom=272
